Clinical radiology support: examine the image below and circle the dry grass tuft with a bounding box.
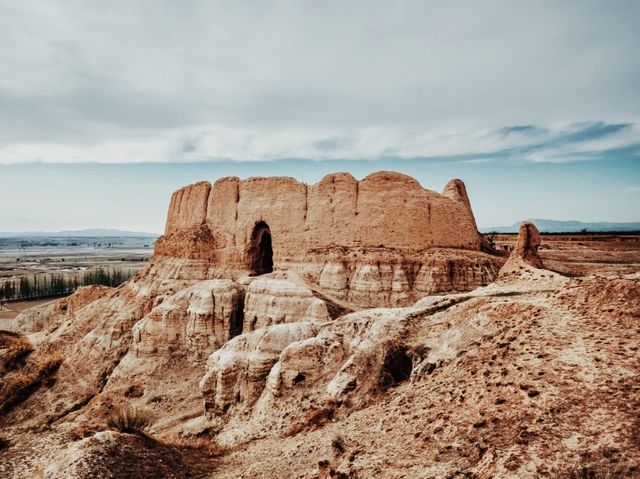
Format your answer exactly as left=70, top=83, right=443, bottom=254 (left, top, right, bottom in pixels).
left=34, top=353, right=64, bottom=379
left=0, top=371, right=40, bottom=412
left=331, top=434, right=346, bottom=455
left=2, top=336, right=34, bottom=371
left=171, top=437, right=228, bottom=457
left=0, top=352, right=63, bottom=413
left=106, top=405, right=154, bottom=435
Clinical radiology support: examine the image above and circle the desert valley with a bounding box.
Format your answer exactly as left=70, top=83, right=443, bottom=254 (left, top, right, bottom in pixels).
left=0, top=171, right=638, bottom=478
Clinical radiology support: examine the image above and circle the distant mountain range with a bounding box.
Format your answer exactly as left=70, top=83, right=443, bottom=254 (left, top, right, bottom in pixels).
left=481, top=219, right=640, bottom=233
left=0, top=228, right=159, bottom=238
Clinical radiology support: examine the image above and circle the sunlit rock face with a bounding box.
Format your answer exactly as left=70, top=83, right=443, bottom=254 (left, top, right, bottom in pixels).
left=154, top=172, right=502, bottom=308
left=242, top=278, right=329, bottom=331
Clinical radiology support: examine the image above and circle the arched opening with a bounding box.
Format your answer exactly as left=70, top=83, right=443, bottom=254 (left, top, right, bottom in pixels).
left=248, top=221, right=273, bottom=275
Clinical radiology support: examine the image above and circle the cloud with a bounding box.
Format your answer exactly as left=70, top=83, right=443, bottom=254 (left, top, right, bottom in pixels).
left=1, top=121, right=638, bottom=164
left=0, top=1, right=639, bottom=164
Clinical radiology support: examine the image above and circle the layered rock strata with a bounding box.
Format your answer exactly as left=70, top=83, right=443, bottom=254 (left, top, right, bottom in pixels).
left=242, top=278, right=329, bottom=331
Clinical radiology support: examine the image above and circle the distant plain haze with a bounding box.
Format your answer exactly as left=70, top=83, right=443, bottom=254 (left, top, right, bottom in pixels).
left=0, top=1, right=638, bottom=232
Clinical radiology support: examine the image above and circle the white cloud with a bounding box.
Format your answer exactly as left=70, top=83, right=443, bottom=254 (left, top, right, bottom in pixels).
left=2, top=121, right=638, bottom=164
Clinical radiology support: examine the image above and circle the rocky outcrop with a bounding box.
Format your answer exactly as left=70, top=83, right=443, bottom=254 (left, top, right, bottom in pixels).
left=242, top=278, right=329, bottom=331
left=132, top=280, right=244, bottom=360
left=298, top=250, right=500, bottom=307
left=199, top=323, right=321, bottom=417
left=198, top=306, right=421, bottom=444
left=11, top=285, right=112, bottom=334
left=442, top=178, right=477, bottom=230
left=512, top=221, right=544, bottom=268
left=499, top=221, right=545, bottom=277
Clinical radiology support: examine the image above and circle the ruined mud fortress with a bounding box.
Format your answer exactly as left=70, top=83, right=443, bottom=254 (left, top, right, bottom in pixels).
left=153, top=171, right=500, bottom=308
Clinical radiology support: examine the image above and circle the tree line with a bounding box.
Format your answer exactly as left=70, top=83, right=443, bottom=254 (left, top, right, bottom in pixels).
left=0, top=268, right=134, bottom=301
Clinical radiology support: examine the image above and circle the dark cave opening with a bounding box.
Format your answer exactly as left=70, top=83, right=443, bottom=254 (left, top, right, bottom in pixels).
left=379, top=347, right=413, bottom=389
left=248, top=221, right=274, bottom=276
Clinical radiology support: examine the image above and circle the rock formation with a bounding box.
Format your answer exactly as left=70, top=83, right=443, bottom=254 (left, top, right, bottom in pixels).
left=499, top=221, right=545, bottom=277
left=153, top=171, right=501, bottom=308
left=132, top=280, right=244, bottom=359
left=242, top=278, right=329, bottom=331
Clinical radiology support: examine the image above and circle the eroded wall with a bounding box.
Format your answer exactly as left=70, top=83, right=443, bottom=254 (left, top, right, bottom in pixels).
left=157, top=171, right=482, bottom=268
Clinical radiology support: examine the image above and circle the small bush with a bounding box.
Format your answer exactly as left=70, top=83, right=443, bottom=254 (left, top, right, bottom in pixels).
left=2, top=336, right=34, bottom=370
left=331, top=434, right=346, bottom=455
left=0, top=351, right=62, bottom=413
left=106, top=405, right=153, bottom=435
left=0, top=372, right=40, bottom=412
left=35, top=353, right=64, bottom=378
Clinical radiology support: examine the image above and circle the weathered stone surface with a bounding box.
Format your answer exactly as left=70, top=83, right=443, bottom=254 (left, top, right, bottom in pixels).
left=2, top=173, right=640, bottom=479
left=499, top=221, right=545, bottom=277
left=132, top=279, right=244, bottom=359
left=242, top=278, right=329, bottom=332
left=199, top=323, right=320, bottom=416
left=158, top=172, right=484, bottom=263
left=153, top=172, right=502, bottom=307
left=197, top=306, right=415, bottom=445
left=11, top=285, right=112, bottom=333
left=164, top=181, right=211, bottom=233
left=512, top=221, right=544, bottom=268
left=294, top=249, right=500, bottom=307
left=442, top=178, right=477, bottom=230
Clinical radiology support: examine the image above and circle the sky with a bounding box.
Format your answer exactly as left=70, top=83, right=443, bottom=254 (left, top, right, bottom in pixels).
left=0, top=0, right=639, bottom=233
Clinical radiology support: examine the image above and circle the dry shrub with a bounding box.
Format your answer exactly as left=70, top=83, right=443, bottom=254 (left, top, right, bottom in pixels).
left=0, top=371, right=40, bottom=412
left=35, top=353, right=64, bottom=379
left=331, top=434, right=346, bottom=455
left=106, top=405, right=153, bottom=435
left=0, top=352, right=63, bottom=413
left=2, top=336, right=34, bottom=371
left=172, top=437, right=227, bottom=457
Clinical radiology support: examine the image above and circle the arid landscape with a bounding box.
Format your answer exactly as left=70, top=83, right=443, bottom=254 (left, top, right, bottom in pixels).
left=0, top=172, right=638, bottom=478
left=2, top=2, right=639, bottom=478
